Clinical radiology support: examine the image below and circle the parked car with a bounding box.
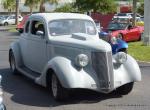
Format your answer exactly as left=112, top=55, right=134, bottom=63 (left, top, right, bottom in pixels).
left=99, top=31, right=128, bottom=54
left=0, top=75, right=6, bottom=110
left=0, top=15, right=23, bottom=26
left=16, top=15, right=29, bottom=33
left=112, top=17, right=144, bottom=27
left=9, top=13, right=141, bottom=101
left=107, top=21, right=144, bottom=42
left=113, top=13, right=143, bottom=19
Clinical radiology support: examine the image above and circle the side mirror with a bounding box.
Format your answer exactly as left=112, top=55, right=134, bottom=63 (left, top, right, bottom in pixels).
left=36, top=31, right=44, bottom=38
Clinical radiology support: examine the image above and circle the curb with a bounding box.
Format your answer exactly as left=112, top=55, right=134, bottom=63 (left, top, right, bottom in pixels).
left=137, top=61, right=150, bottom=67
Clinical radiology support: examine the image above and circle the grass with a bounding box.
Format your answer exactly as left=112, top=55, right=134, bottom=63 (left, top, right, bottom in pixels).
left=8, top=28, right=17, bottom=32
left=128, top=41, right=150, bottom=62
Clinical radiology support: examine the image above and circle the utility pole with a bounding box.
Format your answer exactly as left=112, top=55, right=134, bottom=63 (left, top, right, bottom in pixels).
left=143, top=0, right=150, bottom=45
left=15, top=0, right=19, bottom=25
left=132, top=0, right=137, bottom=26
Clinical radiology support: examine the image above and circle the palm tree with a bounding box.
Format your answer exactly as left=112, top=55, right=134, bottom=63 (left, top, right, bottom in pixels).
left=38, top=0, right=59, bottom=12
left=25, top=0, right=38, bottom=13
left=24, top=0, right=59, bottom=12
left=2, top=0, right=16, bottom=12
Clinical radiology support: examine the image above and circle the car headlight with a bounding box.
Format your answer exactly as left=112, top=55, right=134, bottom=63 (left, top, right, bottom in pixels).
left=115, top=52, right=127, bottom=64
left=75, top=54, right=89, bottom=67
left=111, top=37, right=117, bottom=44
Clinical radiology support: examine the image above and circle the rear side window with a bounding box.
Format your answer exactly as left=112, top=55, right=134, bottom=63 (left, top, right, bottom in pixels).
left=25, top=21, right=30, bottom=33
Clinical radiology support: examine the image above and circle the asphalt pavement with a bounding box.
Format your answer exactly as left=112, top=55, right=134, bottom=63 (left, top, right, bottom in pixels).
left=0, top=31, right=150, bottom=110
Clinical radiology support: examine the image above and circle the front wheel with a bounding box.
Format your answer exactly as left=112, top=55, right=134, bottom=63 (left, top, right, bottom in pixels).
left=9, top=51, right=18, bottom=75
left=116, top=82, right=134, bottom=95
left=51, top=73, right=68, bottom=101
left=4, top=22, right=8, bottom=26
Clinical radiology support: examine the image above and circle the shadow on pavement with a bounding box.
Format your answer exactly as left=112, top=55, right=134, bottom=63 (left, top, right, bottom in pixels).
left=0, top=68, right=122, bottom=107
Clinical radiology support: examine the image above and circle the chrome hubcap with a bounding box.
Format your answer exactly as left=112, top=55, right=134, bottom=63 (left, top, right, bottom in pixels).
left=52, top=74, right=57, bottom=97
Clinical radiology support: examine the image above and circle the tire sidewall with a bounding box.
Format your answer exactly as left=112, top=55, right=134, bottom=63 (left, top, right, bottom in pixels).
left=9, top=51, right=18, bottom=74
left=50, top=73, right=68, bottom=101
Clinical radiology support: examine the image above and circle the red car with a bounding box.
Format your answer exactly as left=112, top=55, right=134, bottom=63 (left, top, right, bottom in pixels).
left=16, top=15, right=29, bottom=33
left=107, top=21, right=144, bottom=42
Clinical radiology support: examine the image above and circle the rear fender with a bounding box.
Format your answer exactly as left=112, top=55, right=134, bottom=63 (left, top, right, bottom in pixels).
left=9, top=41, right=23, bottom=67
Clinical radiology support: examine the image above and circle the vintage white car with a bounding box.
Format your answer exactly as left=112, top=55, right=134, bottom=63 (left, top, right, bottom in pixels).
left=9, top=13, right=141, bottom=101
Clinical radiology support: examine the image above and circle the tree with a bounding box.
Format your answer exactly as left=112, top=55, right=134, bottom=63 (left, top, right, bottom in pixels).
left=38, top=0, right=59, bottom=12
left=137, top=2, right=144, bottom=15
left=24, top=0, right=38, bottom=13
left=55, top=3, right=78, bottom=12
left=24, top=0, right=59, bottom=12
left=2, top=0, right=16, bottom=12
left=74, top=0, right=117, bottom=14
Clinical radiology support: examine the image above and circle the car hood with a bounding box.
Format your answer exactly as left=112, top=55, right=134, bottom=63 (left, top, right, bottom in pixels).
left=49, top=33, right=112, bottom=52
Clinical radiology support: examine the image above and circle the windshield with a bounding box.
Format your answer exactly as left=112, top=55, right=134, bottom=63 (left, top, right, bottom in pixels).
left=108, top=22, right=128, bottom=30
left=117, top=13, right=127, bottom=16
left=48, top=19, right=96, bottom=36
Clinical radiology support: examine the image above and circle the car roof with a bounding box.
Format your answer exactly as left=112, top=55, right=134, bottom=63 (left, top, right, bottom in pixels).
left=30, top=13, right=93, bottom=22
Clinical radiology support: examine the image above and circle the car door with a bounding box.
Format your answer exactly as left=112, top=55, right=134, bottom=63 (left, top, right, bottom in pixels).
left=8, top=16, right=15, bottom=24
left=25, top=19, right=47, bottom=73
left=125, top=25, right=138, bottom=41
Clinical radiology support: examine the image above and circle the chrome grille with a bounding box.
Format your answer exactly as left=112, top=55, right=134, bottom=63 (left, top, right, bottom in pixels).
left=92, top=52, right=113, bottom=89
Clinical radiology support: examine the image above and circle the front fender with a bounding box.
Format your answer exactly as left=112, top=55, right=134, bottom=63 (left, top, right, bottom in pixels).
left=113, top=54, right=141, bottom=88
left=123, top=55, right=141, bottom=81
left=36, top=56, right=98, bottom=89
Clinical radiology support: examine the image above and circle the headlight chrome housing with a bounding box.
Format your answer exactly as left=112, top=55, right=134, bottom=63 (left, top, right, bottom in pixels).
left=75, top=54, right=89, bottom=67
left=115, top=52, right=127, bottom=64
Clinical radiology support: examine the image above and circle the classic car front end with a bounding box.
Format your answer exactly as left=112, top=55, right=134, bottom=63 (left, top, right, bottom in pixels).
left=9, top=13, right=141, bottom=101
left=43, top=35, right=141, bottom=94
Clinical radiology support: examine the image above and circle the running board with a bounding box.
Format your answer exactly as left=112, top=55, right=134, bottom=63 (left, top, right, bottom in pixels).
left=17, top=66, right=41, bottom=81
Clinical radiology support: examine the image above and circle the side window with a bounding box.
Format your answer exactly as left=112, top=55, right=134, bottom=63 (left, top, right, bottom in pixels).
left=13, top=16, right=15, bottom=19
left=9, top=16, right=15, bottom=19
left=25, top=21, right=30, bottom=33
left=31, top=20, right=45, bottom=36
